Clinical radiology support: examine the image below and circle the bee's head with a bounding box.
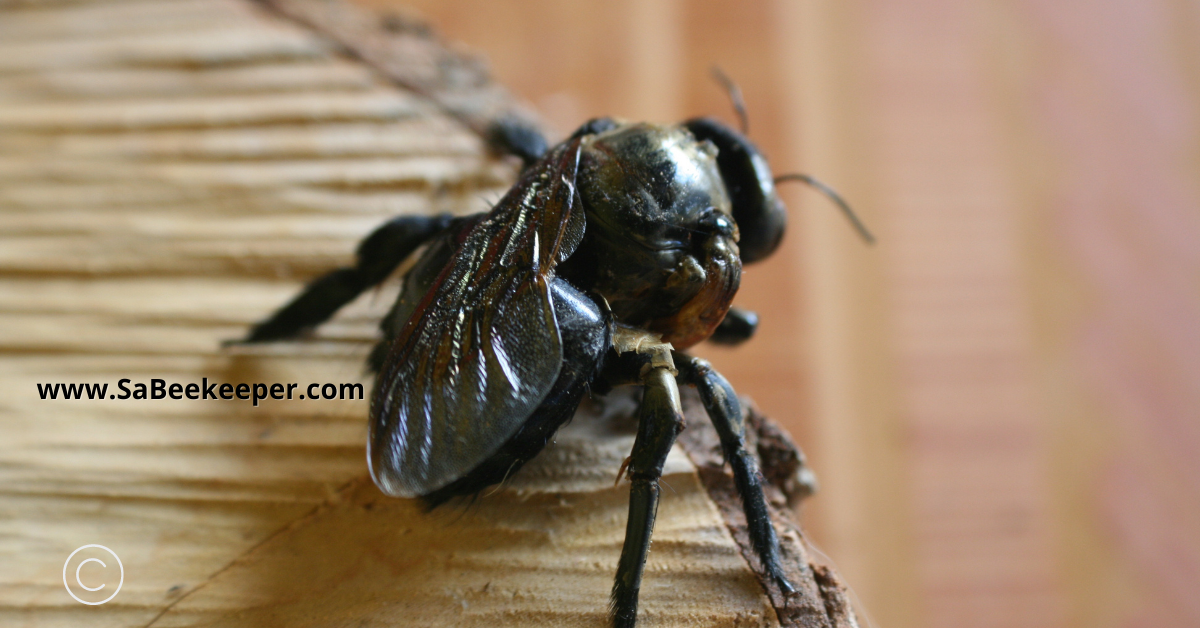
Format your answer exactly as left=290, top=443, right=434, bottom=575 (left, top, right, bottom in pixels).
left=682, top=117, right=787, bottom=263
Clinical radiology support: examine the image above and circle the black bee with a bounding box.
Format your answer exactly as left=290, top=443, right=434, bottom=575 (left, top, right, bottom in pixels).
left=240, top=107, right=868, bottom=626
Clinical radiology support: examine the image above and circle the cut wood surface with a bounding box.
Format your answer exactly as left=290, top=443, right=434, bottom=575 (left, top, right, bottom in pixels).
left=0, top=0, right=856, bottom=626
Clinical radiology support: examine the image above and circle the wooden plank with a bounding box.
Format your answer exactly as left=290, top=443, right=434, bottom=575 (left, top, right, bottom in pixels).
left=1, top=0, right=854, bottom=626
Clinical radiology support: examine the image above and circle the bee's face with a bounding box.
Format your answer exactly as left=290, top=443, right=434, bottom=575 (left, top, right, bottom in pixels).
left=566, top=123, right=743, bottom=348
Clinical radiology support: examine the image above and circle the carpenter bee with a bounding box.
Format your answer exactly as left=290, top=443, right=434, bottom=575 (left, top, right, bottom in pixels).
left=239, top=103, right=869, bottom=626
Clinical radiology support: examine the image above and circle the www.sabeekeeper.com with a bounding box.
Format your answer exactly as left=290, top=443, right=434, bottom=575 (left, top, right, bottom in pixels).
left=37, top=378, right=364, bottom=406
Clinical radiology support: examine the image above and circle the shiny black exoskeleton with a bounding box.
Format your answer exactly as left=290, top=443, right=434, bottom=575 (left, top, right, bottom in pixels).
left=241, top=115, right=797, bottom=627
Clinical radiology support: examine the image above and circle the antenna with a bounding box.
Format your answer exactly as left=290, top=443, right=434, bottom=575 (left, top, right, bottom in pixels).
left=775, top=173, right=875, bottom=244
left=710, top=66, right=749, bottom=135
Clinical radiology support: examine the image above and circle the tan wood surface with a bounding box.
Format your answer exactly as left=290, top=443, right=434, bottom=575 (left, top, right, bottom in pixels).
left=0, top=1, right=854, bottom=627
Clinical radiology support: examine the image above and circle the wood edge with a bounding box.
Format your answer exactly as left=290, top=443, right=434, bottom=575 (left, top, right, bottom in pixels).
left=249, top=0, right=544, bottom=139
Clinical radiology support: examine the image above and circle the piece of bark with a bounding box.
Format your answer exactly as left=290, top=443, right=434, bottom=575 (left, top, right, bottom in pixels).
left=0, top=0, right=857, bottom=626
left=677, top=392, right=857, bottom=628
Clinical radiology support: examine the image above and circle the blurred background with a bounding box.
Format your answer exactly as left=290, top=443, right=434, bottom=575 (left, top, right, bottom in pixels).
left=347, top=1, right=1200, bottom=627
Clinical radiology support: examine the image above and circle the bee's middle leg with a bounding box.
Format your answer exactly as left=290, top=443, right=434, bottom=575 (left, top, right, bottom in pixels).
left=611, top=349, right=684, bottom=628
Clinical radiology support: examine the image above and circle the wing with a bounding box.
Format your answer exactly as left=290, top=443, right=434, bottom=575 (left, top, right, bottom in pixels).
left=368, top=139, right=588, bottom=498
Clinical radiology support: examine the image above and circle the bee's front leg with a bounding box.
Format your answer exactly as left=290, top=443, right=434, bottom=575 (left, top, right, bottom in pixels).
left=607, top=331, right=684, bottom=628
left=675, top=354, right=795, bottom=595
left=708, top=306, right=759, bottom=345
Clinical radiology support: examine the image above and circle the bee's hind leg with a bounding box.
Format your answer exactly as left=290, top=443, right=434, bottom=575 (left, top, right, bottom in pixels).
left=239, top=213, right=454, bottom=343
left=675, top=354, right=795, bottom=595
left=608, top=335, right=684, bottom=628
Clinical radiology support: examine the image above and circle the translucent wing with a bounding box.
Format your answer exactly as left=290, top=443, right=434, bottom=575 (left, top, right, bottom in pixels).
left=368, top=140, right=587, bottom=497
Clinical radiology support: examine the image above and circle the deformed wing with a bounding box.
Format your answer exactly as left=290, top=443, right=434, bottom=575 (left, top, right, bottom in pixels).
left=368, top=140, right=587, bottom=497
